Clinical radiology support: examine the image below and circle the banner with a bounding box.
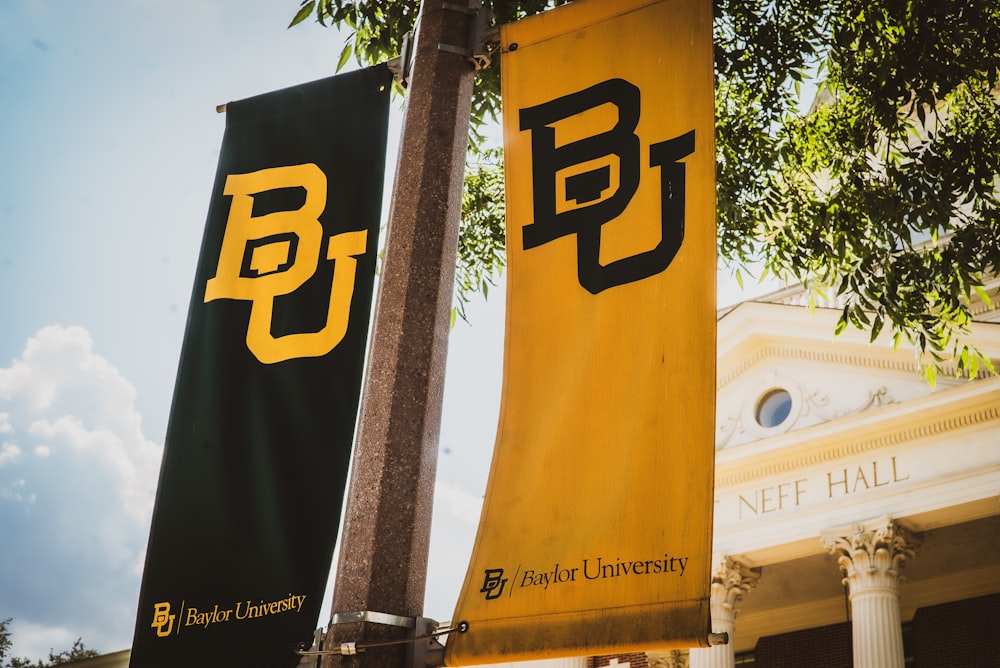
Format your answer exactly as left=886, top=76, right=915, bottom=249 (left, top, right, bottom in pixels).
left=129, top=65, right=392, bottom=668
left=445, top=0, right=716, bottom=663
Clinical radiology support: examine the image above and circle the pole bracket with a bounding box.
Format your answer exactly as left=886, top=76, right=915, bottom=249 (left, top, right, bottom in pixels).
left=387, top=0, right=496, bottom=88
left=296, top=618, right=466, bottom=667
left=330, top=610, right=417, bottom=628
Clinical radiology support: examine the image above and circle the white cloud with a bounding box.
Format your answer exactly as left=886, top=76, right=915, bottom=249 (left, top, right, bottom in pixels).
left=0, top=477, right=33, bottom=504
left=0, top=411, right=13, bottom=433
left=0, top=442, right=20, bottom=466
left=0, top=325, right=163, bottom=656
left=28, top=414, right=158, bottom=521
left=6, top=619, right=78, bottom=666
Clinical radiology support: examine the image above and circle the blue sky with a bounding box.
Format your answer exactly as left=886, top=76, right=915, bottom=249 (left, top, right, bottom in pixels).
left=0, top=0, right=504, bottom=658
left=0, top=0, right=770, bottom=660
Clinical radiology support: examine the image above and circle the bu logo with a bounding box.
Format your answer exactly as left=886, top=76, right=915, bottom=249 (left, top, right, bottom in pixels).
left=205, top=163, right=367, bottom=364
left=151, top=601, right=175, bottom=637
left=480, top=568, right=508, bottom=600
left=519, top=78, right=695, bottom=293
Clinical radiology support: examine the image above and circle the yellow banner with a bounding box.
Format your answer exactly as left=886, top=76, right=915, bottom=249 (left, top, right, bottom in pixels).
left=444, top=0, right=716, bottom=663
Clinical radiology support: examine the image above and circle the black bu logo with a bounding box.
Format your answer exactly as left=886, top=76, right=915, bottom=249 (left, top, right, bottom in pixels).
left=519, top=78, right=695, bottom=294
left=480, top=568, right=507, bottom=600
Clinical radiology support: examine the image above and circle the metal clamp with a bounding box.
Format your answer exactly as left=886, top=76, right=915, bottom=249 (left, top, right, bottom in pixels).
left=410, top=617, right=445, bottom=668
left=296, top=617, right=467, bottom=667
left=425, top=2, right=480, bottom=16
left=330, top=610, right=417, bottom=628
left=418, top=42, right=473, bottom=58
left=387, top=0, right=496, bottom=87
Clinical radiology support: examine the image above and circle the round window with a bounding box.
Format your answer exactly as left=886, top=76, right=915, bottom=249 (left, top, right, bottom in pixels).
left=755, top=388, right=793, bottom=428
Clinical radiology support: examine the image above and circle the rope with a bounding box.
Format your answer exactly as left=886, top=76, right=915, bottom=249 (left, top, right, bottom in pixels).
left=295, top=621, right=469, bottom=657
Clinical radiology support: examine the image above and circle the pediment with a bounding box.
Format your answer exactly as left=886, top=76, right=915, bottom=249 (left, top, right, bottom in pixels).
left=715, top=301, right=1000, bottom=450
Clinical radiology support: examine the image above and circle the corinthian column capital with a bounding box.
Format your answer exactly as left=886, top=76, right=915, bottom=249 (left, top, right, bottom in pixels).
left=689, top=559, right=758, bottom=668
left=822, top=516, right=920, bottom=590
left=710, top=556, right=761, bottom=616
left=647, top=649, right=689, bottom=668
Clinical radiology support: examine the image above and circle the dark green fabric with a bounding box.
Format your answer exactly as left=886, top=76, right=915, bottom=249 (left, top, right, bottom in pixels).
left=130, top=64, right=392, bottom=668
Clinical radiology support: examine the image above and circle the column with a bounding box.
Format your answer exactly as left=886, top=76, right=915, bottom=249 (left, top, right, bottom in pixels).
left=544, top=659, right=587, bottom=668
left=647, top=649, right=689, bottom=668
left=822, top=516, right=920, bottom=668
left=530, top=659, right=586, bottom=668
left=688, top=557, right=760, bottom=668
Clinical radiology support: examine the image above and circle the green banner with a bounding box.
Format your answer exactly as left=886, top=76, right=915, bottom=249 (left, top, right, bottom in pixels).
left=130, top=64, right=392, bottom=668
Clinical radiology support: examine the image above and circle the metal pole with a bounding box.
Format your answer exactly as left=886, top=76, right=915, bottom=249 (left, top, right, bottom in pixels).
left=320, top=1, right=479, bottom=667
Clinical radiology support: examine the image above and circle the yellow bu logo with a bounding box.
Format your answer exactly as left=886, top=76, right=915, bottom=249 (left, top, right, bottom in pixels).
left=151, top=601, right=175, bottom=637
left=205, top=163, right=367, bottom=364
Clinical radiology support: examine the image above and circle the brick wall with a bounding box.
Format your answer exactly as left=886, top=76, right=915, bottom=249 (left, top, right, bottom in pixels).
left=752, top=622, right=852, bottom=668
left=911, top=593, right=1000, bottom=667
left=746, top=594, right=1000, bottom=666
left=589, top=652, right=649, bottom=668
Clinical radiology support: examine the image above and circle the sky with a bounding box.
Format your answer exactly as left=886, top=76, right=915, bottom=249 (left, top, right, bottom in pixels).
left=0, top=0, right=770, bottom=660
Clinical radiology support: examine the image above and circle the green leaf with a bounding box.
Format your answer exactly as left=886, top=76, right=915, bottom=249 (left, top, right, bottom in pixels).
left=984, top=356, right=998, bottom=376
left=973, top=284, right=994, bottom=308
left=337, top=42, right=353, bottom=72
left=923, top=364, right=937, bottom=389
left=288, top=0, right=315, bottom=28
left=869, top=314, right=883, bottom=342
left=968, top=354, right=980, bottom=380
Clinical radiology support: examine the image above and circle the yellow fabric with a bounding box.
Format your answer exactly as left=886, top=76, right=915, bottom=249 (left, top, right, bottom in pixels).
left=444, top=0, right=717, bottom=663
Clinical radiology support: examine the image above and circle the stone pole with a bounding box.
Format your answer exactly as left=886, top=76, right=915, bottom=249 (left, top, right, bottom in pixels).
left=319, top=2, right=479, bottom=667
left=823, top=516, right=920, bottom=668
left=689, top=557, right=760, bottom=668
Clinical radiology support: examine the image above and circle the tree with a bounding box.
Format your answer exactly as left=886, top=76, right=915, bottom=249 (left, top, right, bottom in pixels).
left=455, top=146, right=505, bottom=323
left=0, top=618, right=98, bottom=668
left=0, top=619, right=11, bottom=665
left=290, top=0, right=1000, bottom=378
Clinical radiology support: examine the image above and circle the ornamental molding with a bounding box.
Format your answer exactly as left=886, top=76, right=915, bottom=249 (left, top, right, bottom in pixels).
left=715, top=380, right=1000, bottom=488
left=717, top=381, right=894, bottom=449
left=710, top=556, right=761, bottom=617
left=716, top=299, right=1000, bottom=391
left=719, top=342, right=922, bottom=391
left=821, top=516, right=921, bottom=591
left=799, top=386, right=893, bottom=421
left=646, top=650, right=688, bottom=668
